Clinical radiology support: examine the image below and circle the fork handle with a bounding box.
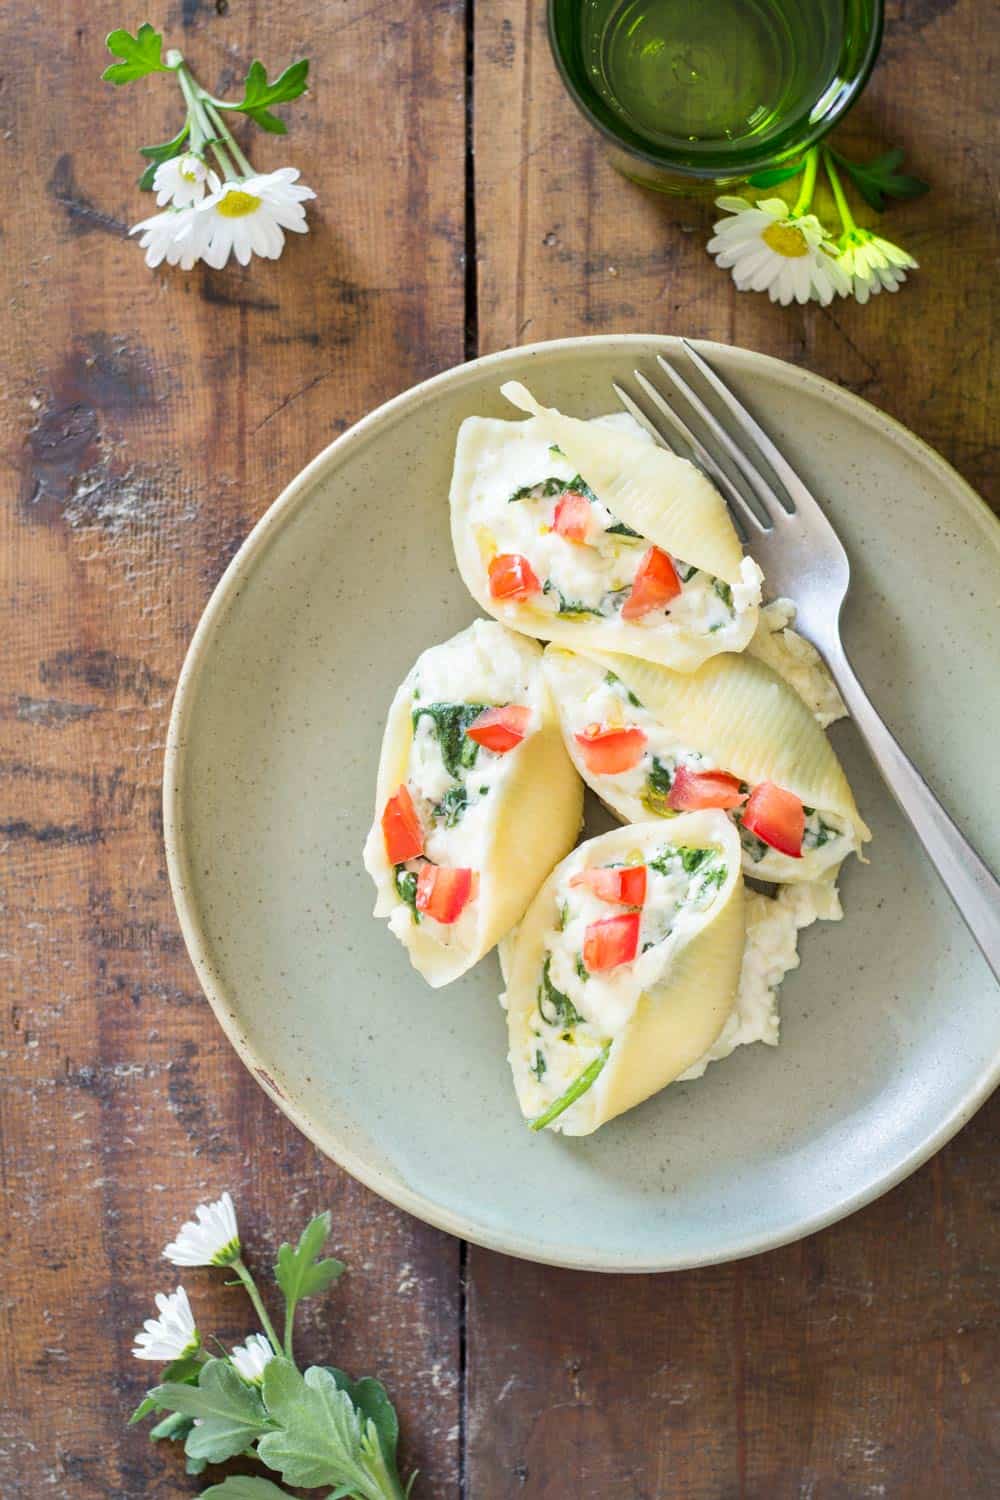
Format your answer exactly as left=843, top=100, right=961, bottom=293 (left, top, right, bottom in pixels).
left=824, top=643, right=1000, bottom=982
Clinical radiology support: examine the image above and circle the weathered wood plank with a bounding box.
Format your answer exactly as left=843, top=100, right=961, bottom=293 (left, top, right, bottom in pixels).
left=468, top=1, right=999, bottom=1495
left=0, top=3, right=466, bottom=1495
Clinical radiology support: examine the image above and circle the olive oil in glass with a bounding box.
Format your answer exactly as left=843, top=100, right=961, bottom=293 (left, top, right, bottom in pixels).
left=548, top=0, right=883, bottom=191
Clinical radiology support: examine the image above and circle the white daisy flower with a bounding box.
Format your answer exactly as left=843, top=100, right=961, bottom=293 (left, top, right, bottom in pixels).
left=132, top=1286, right=200, bottom=1362
left=230, top=1332, right=275, bottom=1384
left=164, top=1190, right=241, bottom=1267
left=835, top=228, right=918, bottom=304
left=708, top=196, right=850, bottom=306
left=182, top=167, right=317, bottom=269
left=153, top=153, right=220, bottom=208
left=129, top=206, right=203, bottom=271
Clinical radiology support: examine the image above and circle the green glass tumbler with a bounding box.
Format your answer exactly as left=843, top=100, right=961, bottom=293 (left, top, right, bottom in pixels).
left=548, top=0, right=883, bottom=193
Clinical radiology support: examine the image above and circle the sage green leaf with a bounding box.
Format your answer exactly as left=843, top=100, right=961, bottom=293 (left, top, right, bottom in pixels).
left=102, top=24, right=171, bottom=84
left=325, top=1369, right=400, bottom=1474
left=226, top=58, right=309, bottom=132
left=150, top=1357, right=269, bottom=1465
left=257, top=1361, right=402, bottom=1498
left=129, top=1350, right=201, bottom=1422
left=201, top=1480, right=292, bottom=1498
left=149, top=1411, right=194, bottom=1443
left=275, top=1211, right=346, bottom=1318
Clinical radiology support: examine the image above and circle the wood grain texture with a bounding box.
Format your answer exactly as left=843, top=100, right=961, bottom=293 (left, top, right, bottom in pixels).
left=0, top=2, right=465, bottom=1496
left=1, top=0, right=998, bottom=1498
left=468, top=1, right=999, bottom=1497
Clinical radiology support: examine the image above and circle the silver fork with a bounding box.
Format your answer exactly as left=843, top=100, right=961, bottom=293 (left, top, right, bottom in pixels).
left=615, top=340, right=1000, bottom=982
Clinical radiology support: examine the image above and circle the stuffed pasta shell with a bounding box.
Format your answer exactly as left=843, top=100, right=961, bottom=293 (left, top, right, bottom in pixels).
left=449, top=382, right=763, bottom=674
left=543, top=644, right=871, bottom=883
left=363, top=620, right=583, bottom=987
left=505, top=814, right=744, bottom=1135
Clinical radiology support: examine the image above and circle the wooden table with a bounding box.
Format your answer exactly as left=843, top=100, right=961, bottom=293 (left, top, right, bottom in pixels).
left=2, top=3, right=997, bottom=1496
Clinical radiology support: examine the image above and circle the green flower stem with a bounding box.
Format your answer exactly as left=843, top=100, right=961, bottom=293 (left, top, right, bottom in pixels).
left=791, top=146, right=820, bottom=216
left=232, top=1257, right=284, bottom=1358
left=175, top=60, right=239, bottom=180
left=202, top=98, right=255, bottom=178
left=823, top=149, right=856, bottom=237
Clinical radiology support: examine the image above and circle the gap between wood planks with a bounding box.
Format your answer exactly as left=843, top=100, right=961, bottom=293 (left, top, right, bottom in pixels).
left=459, top=2, right=477, bottom=1494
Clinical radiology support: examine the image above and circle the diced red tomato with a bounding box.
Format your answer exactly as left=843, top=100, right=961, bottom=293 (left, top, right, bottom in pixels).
left=465, top=704, right=532, bottom=753
left=621, top=547, right=682, bottom=621
left=583, top=912, right=641, bottom=973
left=668, top=765, right=747, bottom=812
left=488, top=553, right=541, bottom=602
left=570, top=864, right=647, bottom=908
left=742, top=781, right=805, bottom=858
left=415, top=864, right=475, bottom=924
left=552, top=491, right=592, bottom=544
left=574, top=723, right=647, bottom=775
left=381, top=784, right=424, bottom=864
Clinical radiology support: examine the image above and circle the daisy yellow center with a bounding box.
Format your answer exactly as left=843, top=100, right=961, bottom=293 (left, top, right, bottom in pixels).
left=762, top=221, right=809, bottom=258
left=216, top=190, right=262, bottom=219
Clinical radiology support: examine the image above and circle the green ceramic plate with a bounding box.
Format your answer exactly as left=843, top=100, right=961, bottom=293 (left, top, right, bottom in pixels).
left=164, top=336, right=1000, bottom=1272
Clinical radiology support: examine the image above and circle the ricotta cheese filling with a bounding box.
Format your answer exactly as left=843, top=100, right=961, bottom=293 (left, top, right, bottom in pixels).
left=560, top=663, right=859, bottom=880
left=470, top=414, right=760, bottom=647
left=519, top=837, right=729, bottom=1122
left=386, top=621, right=541, bottom=952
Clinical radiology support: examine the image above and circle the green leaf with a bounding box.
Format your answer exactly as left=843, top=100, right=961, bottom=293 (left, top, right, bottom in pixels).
left=201, top=1480, right=292, bottom=1499
left=275, top=1212, right=346, bottom=1332
left=149, top=1357, right=270, bottom=1465
left=747, top=160, right=804, bottom=188
left=225, top=58, right=309, bottom=132
left=129, top=1351, right=202, bottom=1422
left=257, top=1362, right=404, bottom=1499
left=831, top=147, right=929, bottom=212
left=102, top=24, right=171, bottom=84
left=325, top=1369, right=400, bottom=1475
left=150, top=1411, right=195, bottom=1443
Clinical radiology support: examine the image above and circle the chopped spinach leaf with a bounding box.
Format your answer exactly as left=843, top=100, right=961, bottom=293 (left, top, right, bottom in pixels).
left=712, top=578, right=734, bottom=611
left=606, top=519, right=641, bottom=538
left=549, top=443, right=565, bottom=458
left=435, top=784, right=468, bottom=828
left=412, top=701, right=488, bottom=779
left=529, top=1044, right=610, bottom=1132
left=393, top=866, right=420, bottom=922
left=575, top=955, right=590, bottom=983
left=604, top=670, right=642, bottom=708
left=649, top=844, right=717, bottom=878
left=803, top=812, right=840, bottom=850
left=697, top=863, right=727, bottom=892
left=542, top=580, right=605, bottom=617
left=736, top=820, right=769, bottom=863
left=642, top=756, right=675, bottom=816
left=531, top=1049, right=547, bottom=1081
left=675, top=560, right=699, bottom=582
left=537, top=955, right=584, bottom=1028
left=556, top=901, right=569, bottom=932
left=508, top=472, right=597, bottom=506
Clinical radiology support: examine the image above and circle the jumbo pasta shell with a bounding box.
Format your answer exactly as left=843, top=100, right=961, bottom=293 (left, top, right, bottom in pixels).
left=543, top=644, right=871, bottom=883
left=500, top=381, right=745, bottom=585
left=449, top=390, right=761, bottom=674
left=505, top=813, right=744, bottom=1135
left=363, top=620, right=583, bottom=986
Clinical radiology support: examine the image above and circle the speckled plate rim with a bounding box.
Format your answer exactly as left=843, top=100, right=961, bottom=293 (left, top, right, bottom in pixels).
left=163, top=335, right=1000, bottom=1273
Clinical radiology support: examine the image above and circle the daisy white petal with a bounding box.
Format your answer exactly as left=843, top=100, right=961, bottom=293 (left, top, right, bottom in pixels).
left=835, top=227, right=917, bottom=303
left=132, top=1286, right=200, bottom=1362
left=164, top=1191, right=240, bottom=1267
left=230, top=1333, right=275, bottom=1384
left=192, top=170, right=317, bottom=269
left=129, top=207, right=203, bottom=271
left=707, top=194, right=845, bottom=307
left=153, top=154, right=221, bottom=209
